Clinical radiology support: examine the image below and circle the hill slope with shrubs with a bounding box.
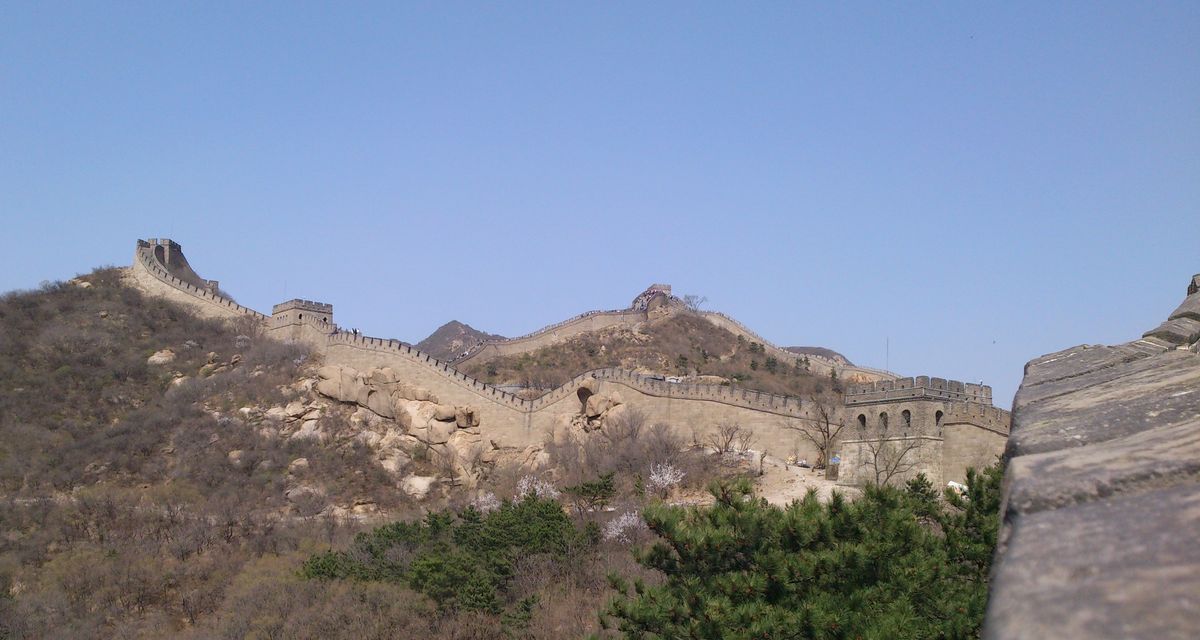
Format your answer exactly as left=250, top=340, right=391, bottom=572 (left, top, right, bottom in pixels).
left=0, top=270, right=1002, bottom=639
left=461, top=312, right=834, bottom=397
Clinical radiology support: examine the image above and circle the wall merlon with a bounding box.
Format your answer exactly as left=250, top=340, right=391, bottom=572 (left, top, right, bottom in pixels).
left=845, top=376, right=994, bottom=406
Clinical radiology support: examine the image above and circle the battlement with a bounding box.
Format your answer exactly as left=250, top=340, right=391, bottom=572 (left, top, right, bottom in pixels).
left=272, top=299, right=334, bottom=315
left=942, top=401, right=1011, bottom=435
left=845, top=376, right=993, bottom=406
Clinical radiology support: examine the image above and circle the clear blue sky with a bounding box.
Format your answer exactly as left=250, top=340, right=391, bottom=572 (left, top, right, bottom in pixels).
left=3, top=3, right=1197, bottom=407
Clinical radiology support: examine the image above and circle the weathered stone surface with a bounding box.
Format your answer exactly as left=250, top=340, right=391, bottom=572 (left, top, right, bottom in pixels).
left=1019, top=342, right=1157, bottom=390
left=987, top=274, right=1200, bottom=639
left=365, top=390, right=395, bottom=418
left=1167, top=291, right=1200, bottom=322
left=401, top=475, right=436, bottom=500
left=985, top=483, right=1200, bottom=640
left=1012, top=342, right=1166, bottom=407
left=1006, top=350, right=1200, bottom=457
left=1003, top=415, right=1200, bottom=516
left=1143, top=316, right=1200, bottom=345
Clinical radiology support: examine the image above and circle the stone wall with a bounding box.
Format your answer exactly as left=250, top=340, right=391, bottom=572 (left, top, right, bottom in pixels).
left=126, top=238, right=1002, bottom=473
left=983, top=274, right=1200, bottom=639
left=452, top=309, right=648, bottom=364
left=837, top=435, right=944, bottom=487
left=125, top=240, right=265, bottom=322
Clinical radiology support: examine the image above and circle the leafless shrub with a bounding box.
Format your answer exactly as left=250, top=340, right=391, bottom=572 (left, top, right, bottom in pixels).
left=706, top=422, right=744, bottom=455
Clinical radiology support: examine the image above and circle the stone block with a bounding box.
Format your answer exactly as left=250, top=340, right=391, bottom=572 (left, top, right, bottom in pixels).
left=1167, top=292, right=1200, bottom=322
left=1006, top=350, right=1200, bottom=457
left=985, top=483, right=1200, bottom=640
left=1143, top=317, right=1200, bottom=345
left=1003, top=415, right=1200, bottom=517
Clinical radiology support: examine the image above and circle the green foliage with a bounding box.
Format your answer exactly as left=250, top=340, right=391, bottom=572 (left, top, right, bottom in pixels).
left=603, top=463, right=1004, bottom=639
left=566, top=472, right=618, bottom=517
left=302, top=496, right=585, bottom=613
left=764, top=356, right=778, bottom=374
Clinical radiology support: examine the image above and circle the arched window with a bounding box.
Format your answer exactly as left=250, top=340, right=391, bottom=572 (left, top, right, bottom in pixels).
left=935, top=410, right=944, bottom=428
left=858, top=414, right=867, bottom=429
left=879, top=412, right=889, bottom=431
left=902, top=409, right=912, bottom=430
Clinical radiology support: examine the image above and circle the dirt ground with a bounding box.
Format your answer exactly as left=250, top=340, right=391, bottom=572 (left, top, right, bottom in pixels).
left=668, top=450, right=859, bottom=508
left=753, top=453, right=859, bottom=505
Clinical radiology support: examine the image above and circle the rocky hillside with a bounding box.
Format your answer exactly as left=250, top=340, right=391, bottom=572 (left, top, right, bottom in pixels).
left=415, top=320, right=504, bottom=361
left=459, top=312, right=835, bottom=397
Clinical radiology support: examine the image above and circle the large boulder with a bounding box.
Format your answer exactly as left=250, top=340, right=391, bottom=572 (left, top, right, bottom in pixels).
left=147, top=349, right=175, bottom=365
left=401, top=475, right=436, bottom=500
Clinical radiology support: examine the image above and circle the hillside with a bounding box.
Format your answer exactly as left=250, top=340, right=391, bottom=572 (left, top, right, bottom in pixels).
left=0, top=264, right=1005, bottom=639
left=415, top=320, right=505, bottom=361
left=460, top=311, right=835, bottom=397
left=0, top=268, right=738, bottom=638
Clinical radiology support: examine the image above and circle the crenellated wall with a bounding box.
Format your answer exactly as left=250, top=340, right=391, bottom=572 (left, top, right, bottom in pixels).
left=127, top=238, right=1005, bottom=472
left=127, top=240, right=266, bottom=322
left=126, top=240, right=833, bottom=459
left=452, top=309, right=649, bottom=364
left=845, top=376, right=992, bottom=405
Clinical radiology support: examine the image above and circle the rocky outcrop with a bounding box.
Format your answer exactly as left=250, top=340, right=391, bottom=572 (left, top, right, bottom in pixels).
left=984, top=274, right=1200, bottom=639
left=314, top=364, right=495, bottom=486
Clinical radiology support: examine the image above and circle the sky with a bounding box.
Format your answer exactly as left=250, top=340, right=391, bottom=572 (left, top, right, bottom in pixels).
left=2, top=2, right=1197, bottom=408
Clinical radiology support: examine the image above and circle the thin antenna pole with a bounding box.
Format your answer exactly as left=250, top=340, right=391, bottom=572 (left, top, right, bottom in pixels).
left=886, top=337, right=890, bottom=373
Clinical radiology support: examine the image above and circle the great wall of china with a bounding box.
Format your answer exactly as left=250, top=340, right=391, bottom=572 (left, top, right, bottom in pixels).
left=127, top=238, right=1008, bottom=480
left=449, top=284, right=895, bottom=383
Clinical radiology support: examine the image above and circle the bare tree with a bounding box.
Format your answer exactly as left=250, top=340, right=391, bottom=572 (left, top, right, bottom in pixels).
left=735, top=426, right=757, bottom=455
left=782, top=392, right=845, bottom=468
left=860, top=436, right=928, bottom=486
left=706, top=422, right=747, bottom=455
left=682, top=294, right=707, bottom=311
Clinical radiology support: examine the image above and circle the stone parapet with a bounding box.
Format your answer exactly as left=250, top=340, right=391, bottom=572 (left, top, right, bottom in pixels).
left=983, top=274, right=1200, bottom=639
left=845, top=376, right=992, bottom=406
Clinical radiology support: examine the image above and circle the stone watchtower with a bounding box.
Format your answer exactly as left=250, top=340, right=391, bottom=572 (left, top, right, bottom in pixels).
left=269, top=299, right=335, bottom=347
left=631, top=284, right=674, bottom=312
left=836, top=376, right=1010, bottom=487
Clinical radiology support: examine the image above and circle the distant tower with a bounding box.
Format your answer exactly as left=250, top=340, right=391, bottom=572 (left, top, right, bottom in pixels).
left=631, top=284, right=673, bottom=311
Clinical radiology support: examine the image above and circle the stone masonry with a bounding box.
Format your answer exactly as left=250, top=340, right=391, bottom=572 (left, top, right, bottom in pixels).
left=836, top=377, right=1011, bottom=486
left=983, top=274, right=1200, bottom=639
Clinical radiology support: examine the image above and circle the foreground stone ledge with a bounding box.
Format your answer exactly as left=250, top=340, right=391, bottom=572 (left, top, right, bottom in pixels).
left=986, top=273, right=1200, bottom=639
left=986, top=483, right=1200, bottom=640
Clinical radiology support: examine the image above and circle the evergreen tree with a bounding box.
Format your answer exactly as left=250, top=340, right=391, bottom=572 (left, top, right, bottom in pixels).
left=602, top=463, right=1003, bottom=639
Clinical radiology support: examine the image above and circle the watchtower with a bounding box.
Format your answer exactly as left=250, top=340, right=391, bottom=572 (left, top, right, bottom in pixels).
left=271, top=299, right=334, bottom=326
left=836, top=376, right=1009, bottom=487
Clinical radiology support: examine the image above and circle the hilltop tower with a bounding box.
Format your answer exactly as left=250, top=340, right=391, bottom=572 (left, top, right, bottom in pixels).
left=631, top=284, right=673, bottom=311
